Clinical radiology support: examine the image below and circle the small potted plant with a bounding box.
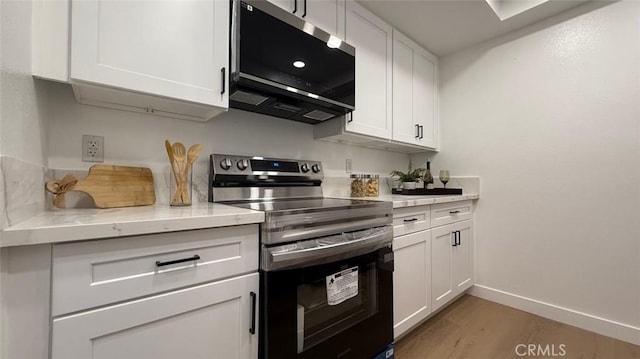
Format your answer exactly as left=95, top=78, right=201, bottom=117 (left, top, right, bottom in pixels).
left=390, top=161, right=424, bottom=190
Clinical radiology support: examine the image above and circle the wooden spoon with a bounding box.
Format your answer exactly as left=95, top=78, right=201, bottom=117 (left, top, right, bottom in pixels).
left=165, top=140, right=179, bottom=189
left=172, top=142, right=187, bottom=203
left=181, top=144, right=202, bottom=201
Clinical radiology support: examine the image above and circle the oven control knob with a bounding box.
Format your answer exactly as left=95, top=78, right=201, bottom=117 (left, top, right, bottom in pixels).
left=220, top=158, right=232, bottom=170
left=237, top=159, right=249, bottom=171
left=311, top=164, right=321, bottom=173
left=301, top=163, right=310, bottom=173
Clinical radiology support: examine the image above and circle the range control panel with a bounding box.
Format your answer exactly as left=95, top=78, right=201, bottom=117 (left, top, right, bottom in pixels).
left=210, top=154, right=323, bottom=177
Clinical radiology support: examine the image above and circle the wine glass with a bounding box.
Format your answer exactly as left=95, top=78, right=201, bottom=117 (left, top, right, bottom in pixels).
left=439, top=170, right=450, bottom=188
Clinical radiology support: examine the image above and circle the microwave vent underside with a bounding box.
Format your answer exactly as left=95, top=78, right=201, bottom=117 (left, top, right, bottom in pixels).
left=303, top=109, right=334, bottom=121
left=230, top=90, right=269, bottom=106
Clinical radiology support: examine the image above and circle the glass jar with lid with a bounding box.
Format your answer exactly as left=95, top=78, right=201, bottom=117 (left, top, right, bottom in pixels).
left=365, top=174, right=379, bottom=197
left=350, top=174, right=366, bottom=197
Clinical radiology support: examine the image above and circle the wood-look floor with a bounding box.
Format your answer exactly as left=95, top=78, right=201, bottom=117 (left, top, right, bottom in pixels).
left=395, top=295, right=640, bottom=359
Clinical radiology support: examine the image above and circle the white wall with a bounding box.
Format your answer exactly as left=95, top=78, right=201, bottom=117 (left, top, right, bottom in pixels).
left=1, top=1, right=51, bottom=358
left=0, top=0, right=49, bottom=230
left=0, top=0, right=48, bottom=164
left=414, top=0, right=640, bottom=343
left=46, top=82, right=409, bottom=202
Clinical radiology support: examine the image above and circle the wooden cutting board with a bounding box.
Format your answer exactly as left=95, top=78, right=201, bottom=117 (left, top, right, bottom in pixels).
left=46, top=165, right=156, bottom=208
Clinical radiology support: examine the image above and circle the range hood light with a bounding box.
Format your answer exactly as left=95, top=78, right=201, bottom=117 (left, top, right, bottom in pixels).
left=308, top=93, right=319, bottom=99
left=293, top=61, right=306, bottom=68
left=286, top=86, right=298, bottom=93
left=327, top=35, right=342, bottom=49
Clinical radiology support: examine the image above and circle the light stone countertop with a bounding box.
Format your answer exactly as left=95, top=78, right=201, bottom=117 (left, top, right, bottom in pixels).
left=383, top=193, right=479, bottom=208
left=0, top=193, right=478, bottom=248
left=333, top=193, right=479, bottom=209
left=0, top=203, right=264, bottom=247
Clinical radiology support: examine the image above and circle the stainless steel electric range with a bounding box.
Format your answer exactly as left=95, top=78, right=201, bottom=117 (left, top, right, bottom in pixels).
left=209, top=154, right=394, bottom=359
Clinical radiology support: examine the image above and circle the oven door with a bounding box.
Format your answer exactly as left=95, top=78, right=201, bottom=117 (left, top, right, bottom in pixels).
left=260, top=227, right=393, bottom=359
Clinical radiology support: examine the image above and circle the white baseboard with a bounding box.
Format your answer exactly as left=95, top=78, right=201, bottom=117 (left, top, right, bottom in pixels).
left=469, top=284, right=640, bottom=346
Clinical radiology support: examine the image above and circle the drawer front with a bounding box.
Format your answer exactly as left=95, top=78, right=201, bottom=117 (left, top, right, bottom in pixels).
left=431, top=200, right=473, bottom=227
left=52, top=225, right=258, bottom=316
left=393, top=206, right=430, bottom=236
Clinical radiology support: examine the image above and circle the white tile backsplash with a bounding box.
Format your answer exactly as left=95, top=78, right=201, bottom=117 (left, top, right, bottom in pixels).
left=0, top=156, right=48, bottom=228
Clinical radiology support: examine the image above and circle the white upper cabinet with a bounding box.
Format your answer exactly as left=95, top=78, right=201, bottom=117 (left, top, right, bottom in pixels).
left=392, top=30, right=438, bottom=149
left=33, top=0, right=229, bottom=121
left=344, top=0, right=393, bottom=140
left=314, top=2, right=438, bottom=153
left=268, top=0, right=343, bottom=36
left=71, top=0, right=228, bottom=113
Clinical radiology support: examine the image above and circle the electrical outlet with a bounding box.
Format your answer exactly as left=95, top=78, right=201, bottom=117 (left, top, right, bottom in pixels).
left=345, top=158, right=352, bottom=173
left=82, top=135, right=104, bottom=162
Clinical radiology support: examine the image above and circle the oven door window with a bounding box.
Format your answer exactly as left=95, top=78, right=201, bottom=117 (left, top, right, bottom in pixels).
left=261, top=245, right=393, bottom=359
left=296, top=262, right=378, bottom=353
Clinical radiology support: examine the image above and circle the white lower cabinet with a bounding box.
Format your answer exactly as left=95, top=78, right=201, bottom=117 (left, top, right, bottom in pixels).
left=50, top=225, right=260, bottom=359
left=393, top=204, right=474, bottom=338
left=431, top=219, right=474, bottom=312
left=393, top=229, right=431, bottom=339
left=52, top=273, right=259, bottom=359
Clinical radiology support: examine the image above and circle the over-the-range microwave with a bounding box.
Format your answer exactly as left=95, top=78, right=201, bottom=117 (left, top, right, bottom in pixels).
left=229, top=0, right=355, bottom=124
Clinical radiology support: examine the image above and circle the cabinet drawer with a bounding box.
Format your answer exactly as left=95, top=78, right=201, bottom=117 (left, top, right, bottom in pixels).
left=393, top=206, right=430, bottom=236
left=52, top=273, right=259, bottom=359
left=431, top=201, right=473, bottom=227
left=52, top=225, right=258, bottom=316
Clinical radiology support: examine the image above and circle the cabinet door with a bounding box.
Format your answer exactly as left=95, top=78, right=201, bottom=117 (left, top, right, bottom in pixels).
left=305, top=0, right=340, bottom=36
left=392, top=30, right=419, bottom=145
left=431, top=225, right=455, bottom=311
left=268, top=0, right=295, bottom=13
left=414, top=48, right=437, bottom=149
left=392, top=30, right=438, bottom=149
left=268, top=0, right=340, bottom=36
left=344, top=1, right=393, bottom=139
left=70, top=0, right=229, bottom=108
left=393, top=230, right=431, bottom=339
left=52, top=273, right=259, bottom=359
left=452, top=220, right=473, bottom=293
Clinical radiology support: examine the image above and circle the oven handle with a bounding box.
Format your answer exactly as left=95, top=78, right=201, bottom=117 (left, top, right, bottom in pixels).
left=262, top=225, right=393, bottom=271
